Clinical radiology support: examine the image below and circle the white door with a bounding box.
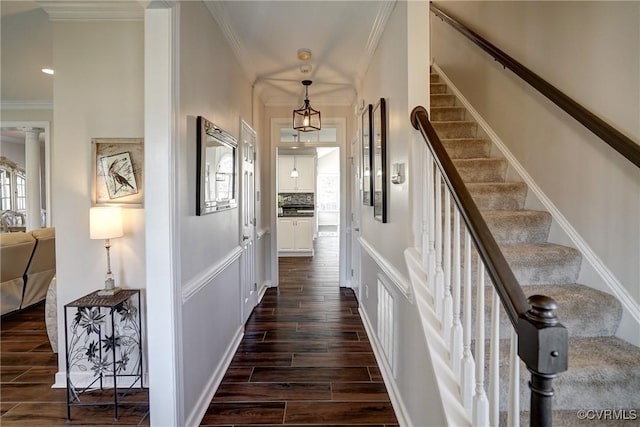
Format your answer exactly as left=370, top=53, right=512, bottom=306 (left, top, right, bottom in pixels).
left=350, top=139, right=362, bottom=299
left=240, top=119, right=258, bottom=324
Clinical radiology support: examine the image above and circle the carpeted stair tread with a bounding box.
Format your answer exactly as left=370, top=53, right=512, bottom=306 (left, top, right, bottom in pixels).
left=482, top=210, right=551, bottom=244
left=430, top=73, right=439, bottom=83
left=555, top=336, right=640, bottom=410
left=442, top=138, right=491, bottom=159
left=453, top=158, right=507, bottom=183
left=500, top=243, right=581, bottom=285
left=474, top=284, right=622, bottom=339
left=525, top=284, right=622, bottom=338
left=466, top=182, right=528, bottom=210
left=430, top=83, right=448, bottom=94
left=432, top=120, right=478, bottom=139
left=430, top=106, right=467, bottom=121
left=488, top=336, right=640, bottom=411
left=431, top=93, right=456, bottom=107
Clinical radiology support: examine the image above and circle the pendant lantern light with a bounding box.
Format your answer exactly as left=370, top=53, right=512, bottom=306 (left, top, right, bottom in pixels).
left=293, top=80, right=321, bottom=132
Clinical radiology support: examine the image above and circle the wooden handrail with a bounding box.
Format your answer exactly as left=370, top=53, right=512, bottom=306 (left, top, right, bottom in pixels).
left=430, top=3, right=640, bottom=168
left=410, top=106, right=529, bottom=327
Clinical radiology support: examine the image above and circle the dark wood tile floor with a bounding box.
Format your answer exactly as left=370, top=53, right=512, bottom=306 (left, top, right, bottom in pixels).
left=200, top=236, right=399, bottom=426
left=0, top=302, right=149, bottom=426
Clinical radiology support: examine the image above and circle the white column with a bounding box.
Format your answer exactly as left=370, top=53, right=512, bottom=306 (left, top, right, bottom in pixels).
left=23, top=127, right=43, bottom=231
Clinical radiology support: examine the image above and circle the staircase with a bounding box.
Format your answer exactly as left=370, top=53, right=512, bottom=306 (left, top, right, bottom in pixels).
left=429, top=70, right=640, bottom=422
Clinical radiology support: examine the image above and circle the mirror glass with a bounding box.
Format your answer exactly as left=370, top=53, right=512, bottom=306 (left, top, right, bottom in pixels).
left=196, top=116, right=237, bottom=215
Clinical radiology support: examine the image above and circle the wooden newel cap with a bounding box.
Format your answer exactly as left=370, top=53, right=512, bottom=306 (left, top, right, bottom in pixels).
left=525, top=294, right=559, bottom=326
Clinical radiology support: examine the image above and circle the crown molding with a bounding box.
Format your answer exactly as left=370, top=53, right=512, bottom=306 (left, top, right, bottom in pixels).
left=203, top=1, right=256, bottom=84
left=37, top=1, right=144, bottom=21
left=358, top=0, right=396, bottom=77
left=1, top=100, right=53, bottom=110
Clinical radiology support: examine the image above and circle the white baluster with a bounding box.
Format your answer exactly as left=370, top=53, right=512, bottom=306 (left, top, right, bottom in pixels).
left=427, top=159, right=436, bottom=292
left=461, top=232, right=475, bottom=416
left=434, top=169, right=444, bottom=318
left=422, top=148, right=430, bottom=272
left=473, top=262, right=490, bottom=426
left=489, top=288, right=500, bottom=426
left=442, top=191, right=453, bottom=343
left=450, top=209, right=463, bottom=379
left=508, top=328, right=520, bottom=427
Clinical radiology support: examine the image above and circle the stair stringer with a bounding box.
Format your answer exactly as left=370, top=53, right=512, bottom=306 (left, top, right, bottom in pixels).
left=404, top=247, right=471, bottom=427
left=431, top=62, right=640, bottom=347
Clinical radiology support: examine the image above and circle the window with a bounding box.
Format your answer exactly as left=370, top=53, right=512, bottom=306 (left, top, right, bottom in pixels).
left=15, top=172, right=26, bottom=211
left=0, top=168, right=11, bottom=210
left=317, top=174, right=339, bottom=212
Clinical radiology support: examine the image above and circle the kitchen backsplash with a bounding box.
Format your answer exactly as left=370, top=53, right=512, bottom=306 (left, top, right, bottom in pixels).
left=279, top=193, right=314, bottom=206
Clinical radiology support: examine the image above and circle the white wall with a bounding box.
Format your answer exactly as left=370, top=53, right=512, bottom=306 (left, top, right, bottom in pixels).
left=177, top=1, right=253, bottom=422
left=52, top=20, right=145, bottom=376
left=358, top=1, right=444, bottom=425
left=431, top=1, right=640, bottom=304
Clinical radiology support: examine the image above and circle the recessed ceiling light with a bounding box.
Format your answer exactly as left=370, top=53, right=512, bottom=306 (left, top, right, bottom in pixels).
left=297, top=48, right=312, bottom=61
left=41, top=68, right=54, bottom=75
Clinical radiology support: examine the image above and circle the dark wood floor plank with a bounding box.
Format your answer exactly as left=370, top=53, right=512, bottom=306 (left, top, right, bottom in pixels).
left=237, top=341, right=328, bottom=353
left=213, top=382, right=331, bottom=402
left=1, top=402, right=149, bottom=426
left=291, top=353, right=377, bottom=367
left=331, top=383, right=392, bottom=401
left=264, top=330, right=360, bottom=342
left=250, top=367, right=371, bottom=383
left=200, top=402, right=285, bottom=424
left=230, top=352, right=292, bottom=367
left=284, top=401, right=397, bottom=424
left=221, top=367, right=254, bottom=383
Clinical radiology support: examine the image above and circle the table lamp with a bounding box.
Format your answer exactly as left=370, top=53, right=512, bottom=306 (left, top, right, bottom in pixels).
left=90, top=207, right=124, bottom=296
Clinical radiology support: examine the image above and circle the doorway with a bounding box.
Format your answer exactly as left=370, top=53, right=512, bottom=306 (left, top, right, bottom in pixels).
left=270, top=118, right=348, bottom=288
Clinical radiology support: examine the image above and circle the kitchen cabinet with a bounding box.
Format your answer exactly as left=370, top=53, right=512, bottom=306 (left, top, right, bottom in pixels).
left=278, top=217, right=314, bottom=256
left=278, top=155, right=315, bottom=192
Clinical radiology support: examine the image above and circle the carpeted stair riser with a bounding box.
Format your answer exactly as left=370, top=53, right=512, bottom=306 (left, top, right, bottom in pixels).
left=442, top=138, right=491, bottom=159
left=483, top=210, right=551, bottom=244
left=430, top=73, right=440, bottom=83
left=432, top=121, right=478, bottom=139
left=431, top=83, right=448, bottom=94
left=431, top=106, right=467, bottom=121
left=431, top=93, right=456, bottom=107
left=499, top=243, right=582, bottom=285
left=452, top=158, right=507, bottom=183
left=468, top=284, right=622, bottom=340
left=466, top=182, right=527, bottom=211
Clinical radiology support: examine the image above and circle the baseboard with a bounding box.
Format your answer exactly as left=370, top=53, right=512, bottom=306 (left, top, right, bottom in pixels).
left=184, top=326, right=244, bottom=427
left=432, top=62, right=640, bottom=346
left=359, top=306, right=413, bottom=427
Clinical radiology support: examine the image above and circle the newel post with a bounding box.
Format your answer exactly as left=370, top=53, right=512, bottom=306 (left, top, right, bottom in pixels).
left=517, top=295, right=568, bottom=427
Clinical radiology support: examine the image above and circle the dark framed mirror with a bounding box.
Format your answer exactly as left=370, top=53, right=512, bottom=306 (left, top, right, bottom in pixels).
left=373, top=98, right=387, bottom=223
left=362, top=104, right=373, bottom=206
left=196, top=116, right=238, bottom=215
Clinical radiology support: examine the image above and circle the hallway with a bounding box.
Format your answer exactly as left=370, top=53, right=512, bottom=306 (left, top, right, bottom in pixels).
left=200, top=236, right=399, bottom=426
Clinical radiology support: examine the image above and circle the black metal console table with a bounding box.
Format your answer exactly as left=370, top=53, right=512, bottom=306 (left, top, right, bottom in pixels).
left=64, top=289, right=143, bottom=420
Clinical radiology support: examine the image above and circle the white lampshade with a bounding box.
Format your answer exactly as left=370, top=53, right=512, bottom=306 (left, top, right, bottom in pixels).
left=90, top=207, right=123, bottom=240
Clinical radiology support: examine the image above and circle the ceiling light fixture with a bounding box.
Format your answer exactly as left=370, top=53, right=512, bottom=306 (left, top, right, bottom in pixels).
left=41, top=68, right=54, bottom=75
left=293, top=80, right=321, bottom=132
left=297, top=48, right=312, bottom=61
left=299, top=64, right=312, bottom=74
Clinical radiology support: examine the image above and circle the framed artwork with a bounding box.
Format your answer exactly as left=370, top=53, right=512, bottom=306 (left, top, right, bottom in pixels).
left=373, top=98, right=387, bottom=223
left=92, top=138, right=144, bottom=207
left=361, top=104, right=373, bottom=206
